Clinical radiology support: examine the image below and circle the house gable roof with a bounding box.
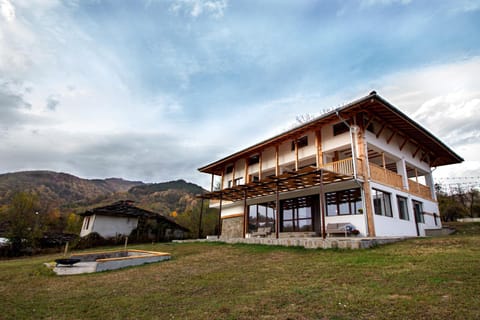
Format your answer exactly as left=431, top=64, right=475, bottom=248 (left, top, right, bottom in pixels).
left=198, top=91, right=463, bottom=174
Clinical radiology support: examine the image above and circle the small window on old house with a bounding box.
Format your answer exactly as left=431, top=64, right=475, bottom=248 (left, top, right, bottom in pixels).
left=84, top=216, right=91, bottom=230
left=225, top=165, right=233, bottom=174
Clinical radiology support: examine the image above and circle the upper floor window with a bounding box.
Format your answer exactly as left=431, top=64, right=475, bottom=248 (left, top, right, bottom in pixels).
left=373, top=189, right=393, bottom=217
left=225, top=165, right=233, bottom=174
left=291, top=136, right=308, bottom=151
left=248, top=155, right=260, bottom=165
left=333, top=122, right=349, bottom=136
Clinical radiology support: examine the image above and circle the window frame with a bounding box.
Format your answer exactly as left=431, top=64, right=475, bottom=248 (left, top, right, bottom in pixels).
left=325, top=188, right=363, bottom=216
left=291, top=135, right=309, bottom=151
left=248, top=202, right=276, bottom=233
left=280, top=195, right=317, bottom=232
left=413, top=200, right=425, bottom=223
left=373, top=188, right=393, bottom=217
left=397, top=196, right=409, bottom=221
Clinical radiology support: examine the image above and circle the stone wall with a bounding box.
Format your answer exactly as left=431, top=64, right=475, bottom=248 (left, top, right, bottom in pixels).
left=221, top=216, right=243, bottom=239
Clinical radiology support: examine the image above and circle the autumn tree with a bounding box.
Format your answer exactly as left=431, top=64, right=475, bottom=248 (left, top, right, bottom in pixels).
left=5, top=192, right=41, bottom=253
left=174, top=200, right=219, bottom=238
left=64, top=213, right=83, bottom=234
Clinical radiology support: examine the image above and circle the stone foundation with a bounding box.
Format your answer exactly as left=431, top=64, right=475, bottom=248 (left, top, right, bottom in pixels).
left=221, top=216, right=244, bottom=239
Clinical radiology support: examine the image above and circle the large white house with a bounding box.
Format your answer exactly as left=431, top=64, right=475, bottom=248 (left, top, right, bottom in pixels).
left=198, top=91, right=463, bottom=239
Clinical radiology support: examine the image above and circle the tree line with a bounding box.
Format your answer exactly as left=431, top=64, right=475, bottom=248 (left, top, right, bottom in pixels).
left=436, top=184, right=480, bottom=221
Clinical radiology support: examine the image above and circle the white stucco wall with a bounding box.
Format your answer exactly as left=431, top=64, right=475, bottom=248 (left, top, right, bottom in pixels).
left=369, top=182, right=440, bottom=237
left=81, top=215, right=139, bottom=238
left=322, top=124, right=351, bottom=153
left=80, top=215, right=96, bottom=237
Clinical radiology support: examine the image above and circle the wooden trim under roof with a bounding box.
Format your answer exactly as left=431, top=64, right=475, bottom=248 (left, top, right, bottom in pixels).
left=198, top=91, right=463, bottom=175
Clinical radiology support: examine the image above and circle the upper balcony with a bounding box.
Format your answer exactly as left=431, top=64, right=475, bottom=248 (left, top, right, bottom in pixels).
left=208, top=156, right=434, bottom=203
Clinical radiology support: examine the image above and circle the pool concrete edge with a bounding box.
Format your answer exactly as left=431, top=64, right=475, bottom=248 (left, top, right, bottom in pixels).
left=51, top=249, right=171, bottom=275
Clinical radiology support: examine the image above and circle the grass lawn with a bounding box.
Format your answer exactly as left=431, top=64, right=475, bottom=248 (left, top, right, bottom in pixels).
left=1, top=224, right=479, bottom=320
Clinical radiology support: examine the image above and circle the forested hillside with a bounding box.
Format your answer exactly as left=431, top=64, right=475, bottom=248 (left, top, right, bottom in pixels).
left=0, top=171, right=216, bottom=244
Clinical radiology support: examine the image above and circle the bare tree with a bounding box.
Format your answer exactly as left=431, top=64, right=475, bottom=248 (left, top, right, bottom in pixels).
left=296, top=113, right=316, bottom=124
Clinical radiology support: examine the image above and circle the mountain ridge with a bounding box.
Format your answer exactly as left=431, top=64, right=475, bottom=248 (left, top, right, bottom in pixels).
left=0, top=171, right=205, bottom=215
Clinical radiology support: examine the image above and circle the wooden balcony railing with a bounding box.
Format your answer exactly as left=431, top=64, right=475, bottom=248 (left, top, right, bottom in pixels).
left=408, top=180, right=432, bottom=199
left=211, top=157, right=434, bottom=202
left=320, top=158, right=355, bottom=176
left=369, top=163, right=404, bottom=189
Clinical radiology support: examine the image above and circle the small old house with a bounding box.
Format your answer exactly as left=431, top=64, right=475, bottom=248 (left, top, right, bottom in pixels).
left=79, top=200, right=189, bottom=241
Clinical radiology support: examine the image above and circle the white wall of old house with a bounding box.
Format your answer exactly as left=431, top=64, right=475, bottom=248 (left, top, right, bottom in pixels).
left=81, top=215, right=139, bottom=238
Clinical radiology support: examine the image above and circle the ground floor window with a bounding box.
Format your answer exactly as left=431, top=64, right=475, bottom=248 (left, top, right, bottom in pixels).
left=373, top=189, right=393, bottom=217
left=280, top=195, right=318, bottom=232
left=248, top=202, right=276, bottom=233
left=397, top=196, right=409, bottom=220
left=325, top=188, right=362, bottom=216
left=413, top=200, right=425, bottom=223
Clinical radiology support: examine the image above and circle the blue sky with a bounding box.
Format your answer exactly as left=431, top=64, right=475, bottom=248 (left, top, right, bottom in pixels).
left=1, top=0, right=479, bottom=189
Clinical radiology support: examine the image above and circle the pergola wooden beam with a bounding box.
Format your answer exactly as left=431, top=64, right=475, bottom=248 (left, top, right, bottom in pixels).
left=197, top=167, right=353, bottom=202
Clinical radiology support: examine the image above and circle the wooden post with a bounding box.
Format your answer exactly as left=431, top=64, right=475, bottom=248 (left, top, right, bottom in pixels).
left=243, top=189, right=248, bottom=238
left=63, top=241, right=69, bottom=257
left=315, top=129, right=323, bottom=168
left=218, top=195, right=223, bottom=236
left=357, top=122, right=376, bottom=237
left=259, top=152, right=263, bottom=181
left=198, top=198, right=204, bottom=239
left=320, top=171, right=326, bottom=239
left=415, top=168, right=420, bottom=193
left=275, top=182, right=280, bottom=239
left=244, top=158, right=248, bottom=184
left=232, top=162, right=236, bottom=186
left=275, top=145, right=280, bottom=176
left=220, top=171, right=225, bottom=190
left=294, top=139, right=299, bottom=171
left=210, top=174, right=214, bottom=192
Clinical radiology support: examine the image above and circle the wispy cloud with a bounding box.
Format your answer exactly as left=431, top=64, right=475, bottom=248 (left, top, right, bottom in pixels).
left=360, top=0, right=412, bottom=6
left=170, top=0, right=227, bottom=18
left=0, top=0, right=15, bottom=22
